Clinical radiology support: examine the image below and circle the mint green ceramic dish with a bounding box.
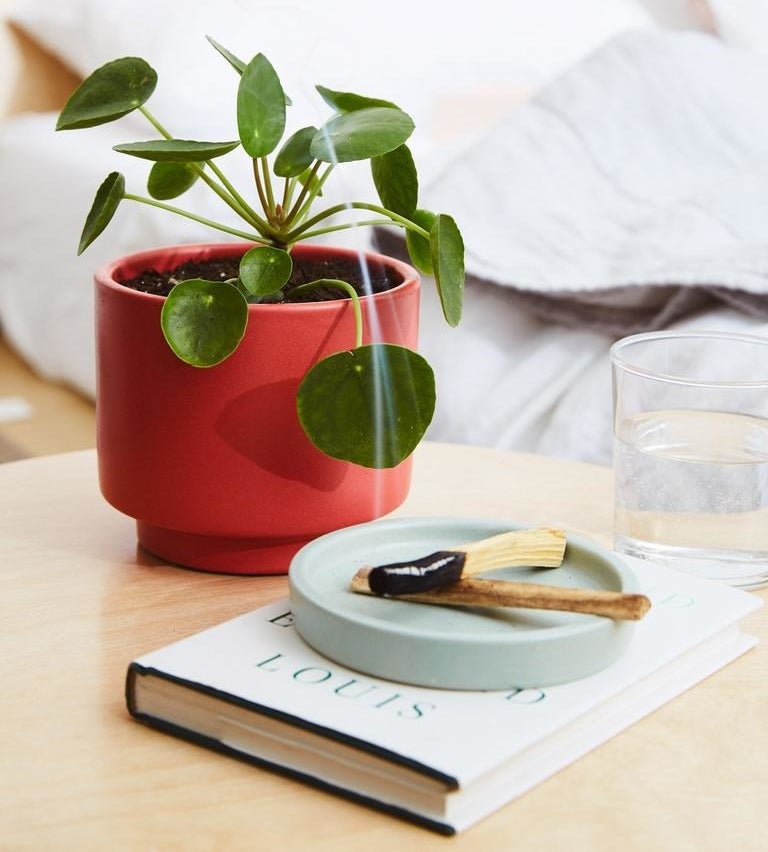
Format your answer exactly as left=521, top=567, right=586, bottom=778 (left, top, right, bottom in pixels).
left=289, top=517, right=640, bottom=689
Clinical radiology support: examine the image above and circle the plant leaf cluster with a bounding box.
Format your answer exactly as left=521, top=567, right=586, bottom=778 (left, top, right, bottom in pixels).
left=56, top=40, right=465, bottom=468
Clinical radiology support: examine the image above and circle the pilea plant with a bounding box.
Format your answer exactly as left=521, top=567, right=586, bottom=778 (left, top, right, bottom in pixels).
left=56, top=38, right=465, bottom=469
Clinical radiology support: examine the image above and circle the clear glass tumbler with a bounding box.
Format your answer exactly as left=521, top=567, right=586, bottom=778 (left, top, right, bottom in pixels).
left=610, top=330, right=768, bottom=589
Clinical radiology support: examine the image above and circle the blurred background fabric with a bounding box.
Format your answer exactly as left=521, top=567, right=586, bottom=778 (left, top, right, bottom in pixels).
left=1, top=0, right=767, bottom=464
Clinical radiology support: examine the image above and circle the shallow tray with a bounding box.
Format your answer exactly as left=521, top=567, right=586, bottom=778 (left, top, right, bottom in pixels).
left=288, top=516, right=640, bottom=689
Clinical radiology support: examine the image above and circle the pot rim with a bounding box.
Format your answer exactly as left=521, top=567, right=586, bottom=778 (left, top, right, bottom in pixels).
left=94, top=241, right=420, bottom=310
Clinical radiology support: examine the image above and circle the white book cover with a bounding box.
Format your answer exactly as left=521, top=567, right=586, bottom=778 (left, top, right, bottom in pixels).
left=127, top=556, right=761, bottom=834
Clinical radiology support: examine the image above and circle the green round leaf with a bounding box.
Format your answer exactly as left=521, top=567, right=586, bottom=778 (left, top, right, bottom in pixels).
left=78, top=171, right=125, bottom=255
left=237, top=53, right=286, bottom=158
left=405, top=209, right=436, bottom=276
left=161, top=279, right=248, bottom=367
left=431, top=214, right=465, bottom=327
left=315, top=85, right=399, bottom=112
left=206, top=39, right=292, bottom=105
left=371, top=144, right=418, bottom=218
left=297, top=343, right=435, bottom=469
left=310, top=107, right=414, bottom=164
left=56, top=57, right=157, bottom=131
left=238, top=246, right=292, bottom=297
left=113, top=139, right=239, bottom=162
left=147, top=162, right=199, bottom=199
left=274, top=126, right=317, bottom=178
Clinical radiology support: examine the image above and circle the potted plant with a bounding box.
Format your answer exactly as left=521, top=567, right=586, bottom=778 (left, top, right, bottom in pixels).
left=56, top=38, right=465, bottom=575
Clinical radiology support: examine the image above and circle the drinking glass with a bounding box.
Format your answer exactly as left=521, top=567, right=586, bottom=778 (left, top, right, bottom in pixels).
left=610, top=330, right=768, bottom=589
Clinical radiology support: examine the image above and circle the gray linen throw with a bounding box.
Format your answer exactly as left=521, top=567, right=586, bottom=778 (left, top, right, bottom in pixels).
left=379, top=29, right=768, bottom=335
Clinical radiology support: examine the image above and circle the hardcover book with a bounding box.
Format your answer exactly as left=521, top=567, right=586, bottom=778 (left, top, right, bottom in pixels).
left=126, top=556, right=761, bottom=834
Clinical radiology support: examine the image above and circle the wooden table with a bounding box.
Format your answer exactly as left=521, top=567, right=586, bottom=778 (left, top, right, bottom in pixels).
left=2, top=444, right=765, bottom=851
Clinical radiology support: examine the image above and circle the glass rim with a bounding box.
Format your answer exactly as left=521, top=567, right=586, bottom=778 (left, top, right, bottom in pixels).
left=609, top=330, right=768, bottom=389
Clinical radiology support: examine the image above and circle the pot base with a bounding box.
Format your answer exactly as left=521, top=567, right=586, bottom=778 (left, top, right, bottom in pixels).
left=137, top=521, right=311, bottom=575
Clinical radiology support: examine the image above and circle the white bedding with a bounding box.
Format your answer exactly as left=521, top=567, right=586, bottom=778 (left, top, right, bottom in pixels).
left=412, top=27, right=768, bottom=463
left=2, top=0, right=767, bottom=466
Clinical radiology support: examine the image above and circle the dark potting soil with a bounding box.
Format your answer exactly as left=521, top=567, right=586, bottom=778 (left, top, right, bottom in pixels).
left=118, top=253, right=403, bottom=301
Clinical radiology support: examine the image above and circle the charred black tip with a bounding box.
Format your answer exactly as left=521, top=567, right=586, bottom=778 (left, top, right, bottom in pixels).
left=367, top=551, right=466, bottom=595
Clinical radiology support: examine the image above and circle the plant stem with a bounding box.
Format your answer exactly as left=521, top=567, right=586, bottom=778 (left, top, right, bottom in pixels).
left=282, top=202, right=430, bottom=245
left=288, top=279, right=363, bottom=348
left=206, top=160, right=271, bottom=231
left=139, top=105, right=172, bottom=139
left=299, top=219, right=394, bottom=241
left=282, top=161, right=322, bottom=227
left=260, top=157, right=276, bottom=216
left=280, top=177, right=295, bottom=223
left=289, top=163, right=335, bottom=228
left=193, top=166, right=269, bottom=231
left=252, top=159, right=270, bottom=218
left=124, top=193, right=271, bottom=243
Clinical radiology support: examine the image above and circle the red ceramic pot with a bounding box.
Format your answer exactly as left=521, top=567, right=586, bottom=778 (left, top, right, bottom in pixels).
left=95, top=242, right=420, bottom=575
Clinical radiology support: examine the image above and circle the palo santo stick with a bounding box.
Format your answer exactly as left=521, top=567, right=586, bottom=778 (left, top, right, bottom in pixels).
left=360, top=527, right=567, bottom=596
left=350, top=573, right=651, bottom=621
left=457, top=528, right=567, bottom=574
